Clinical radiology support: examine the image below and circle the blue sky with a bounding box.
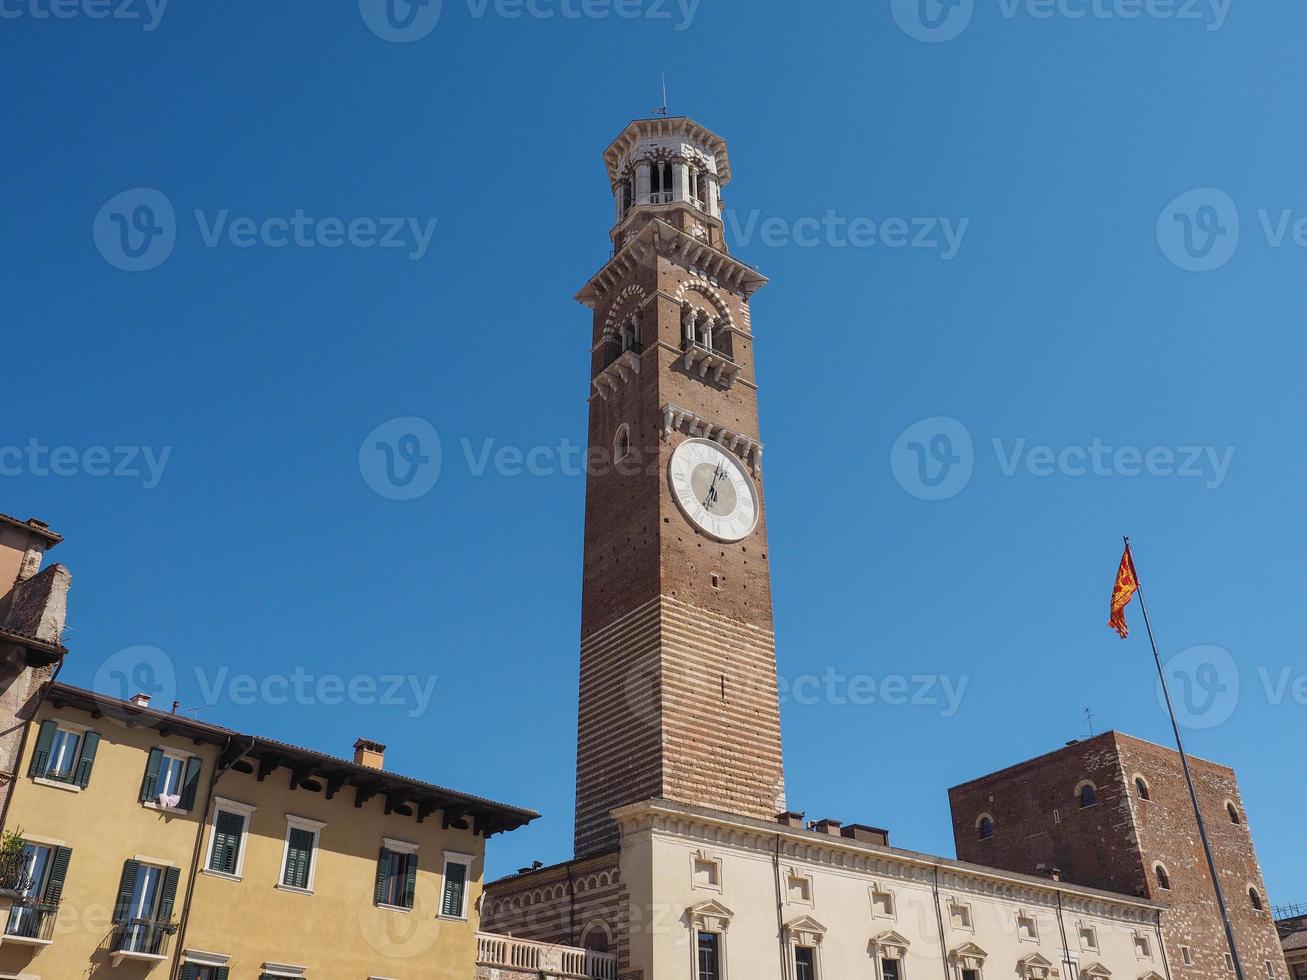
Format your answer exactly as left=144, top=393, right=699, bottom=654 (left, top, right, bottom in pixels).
left=3, top=0, right=1304, bottom=903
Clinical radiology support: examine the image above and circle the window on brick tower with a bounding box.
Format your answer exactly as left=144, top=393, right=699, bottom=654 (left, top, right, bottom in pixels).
left=690, top=170, right=708, bottom=208
left=650, top=162, right=673, bottom=203
left=1227, top=801, right=1242, bottom=824
left=1079, top=783, right=1098, bottom=808
left=978, top=816, right=994, bottom=841
left=1249, top=887, right=1264, bottom=911
left=1154, top=865, right=1171, bottom=891
left=1135, top=777, right=1150, bottom=801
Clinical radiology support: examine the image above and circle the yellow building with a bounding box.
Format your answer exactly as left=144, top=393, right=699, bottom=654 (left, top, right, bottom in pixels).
left=0, top=682, right=536, bottom=980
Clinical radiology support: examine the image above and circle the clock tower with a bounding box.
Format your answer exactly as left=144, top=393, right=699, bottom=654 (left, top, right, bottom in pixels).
left=573, top=116, right=787, bottom=858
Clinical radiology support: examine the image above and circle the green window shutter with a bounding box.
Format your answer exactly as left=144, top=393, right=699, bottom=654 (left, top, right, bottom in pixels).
left=401, top=852, right=418, bottom=910
left=179, top=756, right=203, bottom=810
left=284, top=828, right=315, bottom=889
left=210, top=810, right=245, bottom=875
left=442, top=861, right=468, bottom=918
left=397, top=857, right=418, bottom=909
left=74, top=731, right=100, bottom=788
left=156, top=865, right=181, bottom=922
left=113, top=860, right=140, bottom=924
left=28, top=720, right=57, bottom=779
left=374, top=847, right=391, bottom=905
left=140, top=747, right=164, bottom=801
left=42, top=846, right=72, bottom=906
left=214, top=969, right=229, bottom=980
left=178, top=965, right=199, bottom=980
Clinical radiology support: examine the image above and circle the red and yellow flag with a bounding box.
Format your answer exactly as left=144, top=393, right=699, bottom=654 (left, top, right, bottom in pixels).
left=1108, top=543, right=1140, bottom=639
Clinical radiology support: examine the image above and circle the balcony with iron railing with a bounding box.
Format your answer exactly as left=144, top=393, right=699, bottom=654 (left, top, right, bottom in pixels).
left=109, top=917, right=176, bottom=967
left=477, top=932, right=618, bottom=980
left=2, top=898, right=57, bottom=947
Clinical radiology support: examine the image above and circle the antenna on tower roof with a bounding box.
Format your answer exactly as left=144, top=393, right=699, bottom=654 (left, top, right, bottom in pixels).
left=651, top=72, right=669, bottom=116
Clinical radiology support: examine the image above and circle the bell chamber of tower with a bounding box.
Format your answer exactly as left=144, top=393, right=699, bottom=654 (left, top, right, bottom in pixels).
left=572, top=116, right=787, bottom=860
left=605, top=115, right=732, bottom=253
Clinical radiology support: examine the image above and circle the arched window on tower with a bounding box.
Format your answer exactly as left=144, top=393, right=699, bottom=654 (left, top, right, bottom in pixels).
left=977, top=816, right=994, bottom=841
left=690, top=170, right=706, bottom=208
left=1227, top=801, right=1242, bottom=825
left=1249, top=888, right=1264, bottom=912
left=650, top=162, right=674, bottom=204
left=614, top=424, right=631, bottom=463
left=1135, top=777, right=1151, bottom=801
left=618, top=314, right=642, bottom=356
left=1078, top=782, right=1099, bottom=809
left=1155, top=864, right=1171, bottom=891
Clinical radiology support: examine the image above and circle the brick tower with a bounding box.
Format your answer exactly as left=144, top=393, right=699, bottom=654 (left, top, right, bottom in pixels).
left=571, top=116, right=786, bottom=858
left=950, top=732, right=1289, bottom=980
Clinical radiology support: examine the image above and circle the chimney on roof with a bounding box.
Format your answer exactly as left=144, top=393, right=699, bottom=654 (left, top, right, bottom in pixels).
left=354, top=738, right=386, bottom=770
left=811, top=818, right=844, bottom=837
left=131, top=693, right=152, bottom=708
left=776, top=811, right=806, bottom=829
left=841, top=824, right=891, bottom=847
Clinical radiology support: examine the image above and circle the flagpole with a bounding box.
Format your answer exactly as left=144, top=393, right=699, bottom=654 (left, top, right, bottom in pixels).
left=1126, top=536, right=1247, bottom=980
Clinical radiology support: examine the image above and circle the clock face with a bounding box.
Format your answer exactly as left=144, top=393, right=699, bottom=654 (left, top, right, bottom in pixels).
left=669, top=438, right=759, bottom=542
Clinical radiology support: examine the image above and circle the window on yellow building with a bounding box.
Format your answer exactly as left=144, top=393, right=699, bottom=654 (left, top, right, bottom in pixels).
left=110, top=859, right=180, bottom=957
left=441, top=852, right=472, bottom=919
left=180, top=964, right=229, bottom=980
left=205, top=800, right=255, bottom=879
left=4, top=842, right=71, bottom=942
left=140, top=747, right=202, bottom=811
left=279, top=816, right=325, bottom=893
left=375, top=840, right=418, bottom=911
left=29, top=720, right=100, bottom=788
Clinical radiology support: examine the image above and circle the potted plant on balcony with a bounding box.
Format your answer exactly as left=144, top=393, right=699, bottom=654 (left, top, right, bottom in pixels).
left=0, top=829, right=29, bottom=903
